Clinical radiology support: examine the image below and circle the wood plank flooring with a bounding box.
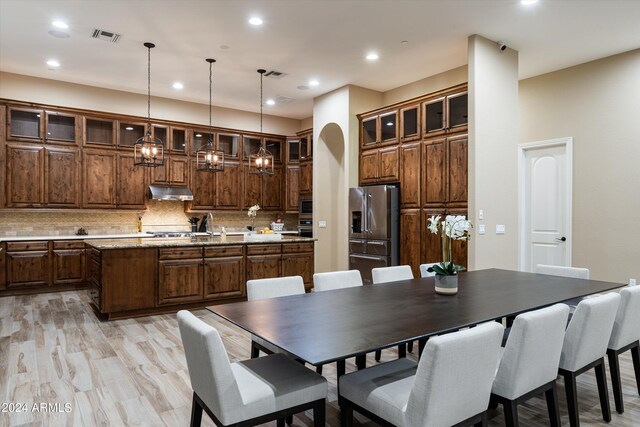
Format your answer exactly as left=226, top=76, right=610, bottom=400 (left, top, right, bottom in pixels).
left=0, top=290, right=638, bottom=427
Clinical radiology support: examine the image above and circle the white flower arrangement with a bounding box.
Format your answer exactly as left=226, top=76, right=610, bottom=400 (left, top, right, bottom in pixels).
left=247, top=204, right=260, bottom=218
left=427, top=215, right=473, bottom=276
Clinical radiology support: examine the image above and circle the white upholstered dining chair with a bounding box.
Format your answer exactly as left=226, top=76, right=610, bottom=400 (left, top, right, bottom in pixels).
left=177, top=310, right=327, bottom=427
left=419, top=263, right=438, bottom=278
left=558, top=292, right=620, bottom=427
left=313, top=269, right=363, bottom=292
left=246, top=276, right=306, bottom=359
left=371, top=265, right=415, bottom=361
left=338, top=322, right=504, bottom=427
left=606, top=285, right=640, bottom=414
left=536, top=264, right=590, bottom=308
left=490, top=304, right=570, bottom=427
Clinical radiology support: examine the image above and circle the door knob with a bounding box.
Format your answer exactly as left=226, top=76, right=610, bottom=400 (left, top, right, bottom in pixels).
left=556, top=237, right=567, bottom=242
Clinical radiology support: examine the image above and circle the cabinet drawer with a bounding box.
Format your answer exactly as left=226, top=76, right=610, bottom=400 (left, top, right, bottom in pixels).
left=159, top=247, right=203, bottom=260
left=54, top=240, right=86, bottom=249
left=6, top=241, right=49, bottom=251
left=204, top=245, right=244, bottom=258
left=246, top=244, right=282, bottom=255
left=282, top=242, right=314, bottom=253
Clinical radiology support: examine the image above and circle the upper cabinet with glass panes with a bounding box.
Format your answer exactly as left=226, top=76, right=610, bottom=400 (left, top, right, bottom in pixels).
left=8, top=107, right=78, bottom=145
left=191, top=129, right=214, bottom=154
left=118, top=121, right=147, bottom=149
left=217, top=132, right=240, bottom=158
left=359, top=109, right=398, bottom=150
left=297, top=129, right=313, bottom=161
left=422, top=91, right=468, bottom=137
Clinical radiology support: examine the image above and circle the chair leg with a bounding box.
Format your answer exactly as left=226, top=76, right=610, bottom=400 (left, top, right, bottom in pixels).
left=473, top=411, right=488, bottom=427
left=563, top=371, right=580, bottom=427
left=337, top=359, right=346, bottom=377
left=315, top=364, right=323, bottom=375
left=355, top=354, right=366, bottom=370
left=285, top=415, right=293, bottom=425
left=374, top=349, right=381, bottom=361
left=607, top=349, right=624, bottom=413
left=339, top=401, right=353, bottom=427
left=313, top=399, right=325, bottom=427
left=545, top=382, right=561, bottom=427
left=594, top=359, right=612, bottom=422
left=190, top=394, right=203, bottom=427
left=276, top=419, right=285, bottom=427
left=488, top=394, right=499, bottom=410
left=503, top=400, right=519, bottom=427
left=407, top=340, right=414, bottom=353
left=398, top=343, right=406, bottom=358
left=631, top=343, right=640, bottom=395
left=250, top=341, right=259, bottom=358
left=418, top=338, right=427, bottom=358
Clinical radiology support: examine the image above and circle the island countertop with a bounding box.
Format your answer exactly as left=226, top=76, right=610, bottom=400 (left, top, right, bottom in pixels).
left=85, top=235, right=315, bottom=250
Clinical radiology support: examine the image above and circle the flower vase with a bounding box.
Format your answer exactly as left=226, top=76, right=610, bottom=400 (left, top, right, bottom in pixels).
left=434, top=274, right=458, bottom=295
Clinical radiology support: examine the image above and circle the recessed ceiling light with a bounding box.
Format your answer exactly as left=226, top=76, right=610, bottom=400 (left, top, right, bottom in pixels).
left=266, top=99, right=275, bottom=106
left=195, top=133, right=202, bottom=138
left=125, top=126, right=134, bottom=131
left=172, top=82, right=184, bottom=90
left=366, top=52, right=379, bottom=61
left=52, top=20, right=68, bottom=29
left=48, top=30, right=70, bottom=39
left=46, top=59, right=60, bottom=68
left=521, top=0, right=538, bottom=5
left=401, top=40, right=409, bottom=45
left=309, top=79, right=319, bottom=86
left=248, top=17, right=263, bottom=26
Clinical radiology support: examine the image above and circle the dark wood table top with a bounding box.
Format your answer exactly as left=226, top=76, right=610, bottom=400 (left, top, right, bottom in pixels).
left=208, top=268, right=623, bottom=365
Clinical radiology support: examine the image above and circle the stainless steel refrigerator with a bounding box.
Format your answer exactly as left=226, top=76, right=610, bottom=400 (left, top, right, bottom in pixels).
left=349, top=185, right=399, bottom=285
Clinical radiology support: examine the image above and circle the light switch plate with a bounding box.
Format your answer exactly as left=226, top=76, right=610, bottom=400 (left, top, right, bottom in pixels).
left=496, top=224, right=506, bottom=234
left=318, top=220, right=327, bottom=228
left=479, top=210, right=484, bottom=220
left=478, top=224, right=486, bottom=235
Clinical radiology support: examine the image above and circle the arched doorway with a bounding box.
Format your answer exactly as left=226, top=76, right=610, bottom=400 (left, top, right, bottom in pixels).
left=315, top=123, right=347, bottom=272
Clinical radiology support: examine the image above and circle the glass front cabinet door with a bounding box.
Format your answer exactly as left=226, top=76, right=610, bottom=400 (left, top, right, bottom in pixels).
left=400, top=105, right=420, bottom=142
left=8, top=107, right=43, bottom=141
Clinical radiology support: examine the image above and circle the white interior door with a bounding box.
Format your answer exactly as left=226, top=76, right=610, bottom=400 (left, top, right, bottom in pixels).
left=519, top=138, right=572, bottom=272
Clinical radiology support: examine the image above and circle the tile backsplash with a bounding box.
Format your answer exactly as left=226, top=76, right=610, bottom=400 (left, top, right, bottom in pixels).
left=0, top=200, right=299, bottom=237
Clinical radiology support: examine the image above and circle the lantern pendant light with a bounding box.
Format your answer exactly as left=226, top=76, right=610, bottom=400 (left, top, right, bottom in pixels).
left=134, top=42, right=164, bottom=167
left=248, top=69, right=274, bottom=176
left=196, top=58, right=224, bottom=172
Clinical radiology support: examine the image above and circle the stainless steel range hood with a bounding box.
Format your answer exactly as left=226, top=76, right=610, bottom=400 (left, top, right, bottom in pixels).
left=148, top=185, right=194, bottom=201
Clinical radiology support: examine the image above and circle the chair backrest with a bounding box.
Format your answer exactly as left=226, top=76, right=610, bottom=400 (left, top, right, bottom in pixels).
left=536, top=264, right=590, bottom=280
left=371, top=265, right=414, bottom=284
left=608, top=286, right=640, bottom=351
left=405, top=322, right=504, bottom=427
left=560, top=292, right=621, bottom=372
left=313, top=270, right=363, bottom=292
left=419, top=263, right=438, bottom=278
left=177, top=310, right=241, bottom=418
left=246, top=275, right=305, bottom=301
left=492, top=304, right=570, bottom=400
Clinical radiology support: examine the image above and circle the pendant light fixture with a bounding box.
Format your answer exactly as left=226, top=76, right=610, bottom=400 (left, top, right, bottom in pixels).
left=134, top=42, right=164, bottom=167
left=196, top=58, right=224, bottom=172
left=248, top=69, right=274, bottom=175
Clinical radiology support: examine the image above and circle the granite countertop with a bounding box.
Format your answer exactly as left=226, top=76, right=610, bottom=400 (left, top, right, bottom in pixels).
left=0, top=231, right=298, bottom=243
left=86, top=235, right=315, bottom=250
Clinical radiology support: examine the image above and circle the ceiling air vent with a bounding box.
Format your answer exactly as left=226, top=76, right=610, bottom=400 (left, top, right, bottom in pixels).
left=91, top=29, right=121, bottom=43
left=264, top=70, right=287, bottom=79
left=274, top=95, right=295, bottom=104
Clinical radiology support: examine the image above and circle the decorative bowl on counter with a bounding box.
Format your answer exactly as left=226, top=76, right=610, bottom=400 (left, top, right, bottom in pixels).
left=271, top=222, right=284, bottom=232
left=244, top=232, right=283, bottom=242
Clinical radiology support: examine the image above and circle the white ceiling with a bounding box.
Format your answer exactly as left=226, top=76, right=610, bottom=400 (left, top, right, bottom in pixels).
left=1, top=0, right=639, bottom=120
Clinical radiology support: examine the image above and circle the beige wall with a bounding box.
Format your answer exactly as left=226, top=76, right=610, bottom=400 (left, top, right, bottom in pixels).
left=468, top=35, right=520, bottom=271
left=519, top=49, right=640, bottom=283
left=0, top=72, right=302, bottom=135
left=300, top=117, right=313, bottom=130
left=382, top=65, right=468, bottom=106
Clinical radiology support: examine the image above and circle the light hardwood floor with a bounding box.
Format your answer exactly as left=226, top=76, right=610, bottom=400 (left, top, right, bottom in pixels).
left=0, top=290, right=638, bottom=427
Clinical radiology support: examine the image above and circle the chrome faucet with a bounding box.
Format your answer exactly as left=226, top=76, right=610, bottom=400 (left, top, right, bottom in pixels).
left=206, top=212, right=215, bottom=236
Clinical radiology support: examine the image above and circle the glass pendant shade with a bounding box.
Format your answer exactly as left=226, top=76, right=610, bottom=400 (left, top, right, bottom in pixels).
left=196, top=57, right=224, bottom=172
left=196, top=136, right=224, bottom=172
left=134, top=130, right=164, bottom=167
left=134, top=42, right=164, bottom=167
left=248, top=145, right=274, bottom=175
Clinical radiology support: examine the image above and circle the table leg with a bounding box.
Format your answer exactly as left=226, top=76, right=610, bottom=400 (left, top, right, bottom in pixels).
left=337, top=359, right=346, bottom=377
left=355, top=354, right=366, bottom=370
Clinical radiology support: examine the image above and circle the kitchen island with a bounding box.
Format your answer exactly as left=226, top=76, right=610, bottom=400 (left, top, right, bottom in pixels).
left=86, top=235, right=315, bottom=319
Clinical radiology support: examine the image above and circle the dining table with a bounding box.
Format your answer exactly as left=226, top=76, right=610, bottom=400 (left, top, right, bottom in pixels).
left=208, top=268, right=623, bottom=376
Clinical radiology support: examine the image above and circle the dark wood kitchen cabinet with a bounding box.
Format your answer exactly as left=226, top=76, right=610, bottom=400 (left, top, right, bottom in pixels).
left=282, top=242, right=314, bottom=290
left=189, top=161, right=215, bottom=211
left=400, top=104, right=420, bottom=142
left=359, top=146, right=399, bottom=185
left=400, top=142, right=421, bottom=208
left=242, top=165, right=262, bottom=209
left=215, top=161, right=242, bottom=210
left=116, top=153, right=147, bottom=209
left=262, top=166, right=283, bottom=210
left=285, top=165, right=299, bottom=213
left=421, top=208, right=468, bottom=269
left=45, top=111, right=78, bottom=145
left=5, top=241, right=50, bottom=288
left=422, top=90, right=468, bottom=137
left=83, top=149, right=116, bottom=208
left=447, top=134, right=468, bottom=207
left=7, top=107, right=43, bottom=142
left=422, top=139, right=447, bottom=208
left=360, top=109, right=398, bottom=150
left=400, top=209, right=422, bottom=278
left=6, top=143, right=44, bottom=207
left=203, top=246, right=245, bottom=300
left=158, top=258, right=203, bottom=305
left=246, top=254, right=282, bottom=281
left=45, top=146, right=81, bottom=208
left=151, top=155, right=188, bottom=187
left=299, top=161, right=312, bottom=195
left=84, top=117, right=116, bottom=148
left=52, top=241, right=86, bottom=285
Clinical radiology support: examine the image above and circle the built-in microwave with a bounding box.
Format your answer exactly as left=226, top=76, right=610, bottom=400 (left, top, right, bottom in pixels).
left=299, top=197, right=312, bottom=216
left=298, top=219, right=313, bottom=238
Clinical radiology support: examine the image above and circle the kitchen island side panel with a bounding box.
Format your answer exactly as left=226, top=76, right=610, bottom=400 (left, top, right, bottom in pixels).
left=102, top=248, right=157, bottom=312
